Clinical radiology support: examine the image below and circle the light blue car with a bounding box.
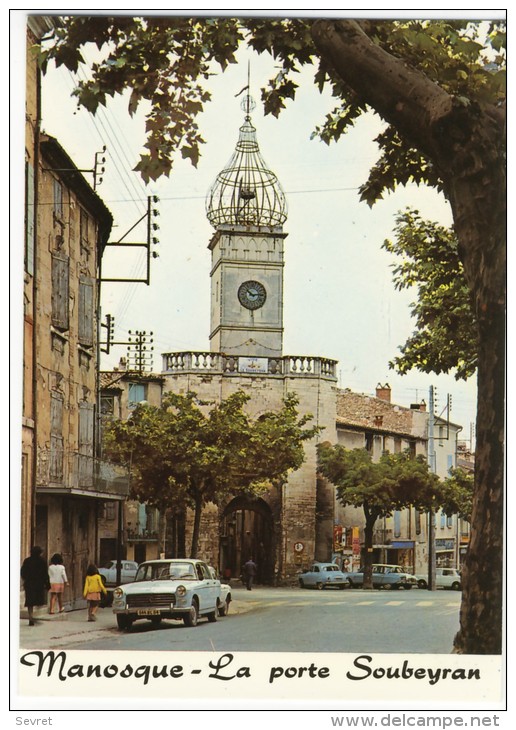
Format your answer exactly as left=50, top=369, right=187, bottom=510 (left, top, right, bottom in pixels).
left=347, top=564, right=417, bottom=589
left=298, top=562, right=350, bottom=590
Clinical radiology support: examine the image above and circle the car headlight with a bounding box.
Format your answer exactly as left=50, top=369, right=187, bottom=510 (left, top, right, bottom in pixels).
left=176, top=584, right=186, bottom=597
left=113, top=587, right=124, bottom=598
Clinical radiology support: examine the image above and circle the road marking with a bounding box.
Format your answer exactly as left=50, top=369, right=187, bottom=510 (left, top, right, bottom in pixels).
left=416, top=601, right=434, bottom=606
left=385, top=601, right=404, bottom=606
left=355, top=601, right=375, bottom=605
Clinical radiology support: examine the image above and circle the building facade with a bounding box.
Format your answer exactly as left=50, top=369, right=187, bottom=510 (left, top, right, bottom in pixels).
left=22, top=18, right=129, bottom=607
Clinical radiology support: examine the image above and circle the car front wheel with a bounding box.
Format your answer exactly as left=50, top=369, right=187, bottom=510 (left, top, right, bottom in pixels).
left=403, top=584, right=413, bottom=590
left=184, top=599, right=199, bottom=627
left=116, top=614, right=133, bottom=631
left=218, top=597, right=231, bottom=617
left=316, top=582, right=323, bottom=590
left=452, top=582, right=461, bottom=591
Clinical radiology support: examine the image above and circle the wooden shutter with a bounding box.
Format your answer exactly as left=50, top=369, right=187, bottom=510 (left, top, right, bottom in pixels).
left=78, top=276, right=94, bottom=346
left=78, top=401, right=95, bottom=456
left=50, top=393, right=64, bottom=480
left=25, top=162, right=35, bottom=275
left=51, top=252, right=69, bottom=330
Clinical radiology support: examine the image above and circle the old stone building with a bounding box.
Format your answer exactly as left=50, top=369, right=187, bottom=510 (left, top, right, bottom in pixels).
left=96, top=93, right=466, bottom=584
left=21, top=17, right=130, bottom=607
left=99, top=365, right=164, bottom=566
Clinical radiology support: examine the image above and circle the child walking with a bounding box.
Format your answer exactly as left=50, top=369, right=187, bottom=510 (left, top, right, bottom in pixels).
left=48, top=553, right=69, bottom=614
left=83, top=564, right=107, bottom=622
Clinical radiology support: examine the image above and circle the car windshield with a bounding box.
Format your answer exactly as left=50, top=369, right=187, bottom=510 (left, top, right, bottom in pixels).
left=135, top=562, right=197, bottom=582
left=102, top=561, right=115, bottom=569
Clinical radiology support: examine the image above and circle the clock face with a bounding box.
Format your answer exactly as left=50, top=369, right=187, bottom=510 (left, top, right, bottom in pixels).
left=238, top=280, right=267, bottom=310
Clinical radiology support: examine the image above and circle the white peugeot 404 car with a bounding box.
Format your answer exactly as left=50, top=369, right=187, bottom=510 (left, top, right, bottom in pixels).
left=112, top=558, right=222, bottom=630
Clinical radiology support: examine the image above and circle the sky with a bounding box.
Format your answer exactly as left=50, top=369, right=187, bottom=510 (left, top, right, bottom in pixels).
left=12, top=10, right=491, bottom=446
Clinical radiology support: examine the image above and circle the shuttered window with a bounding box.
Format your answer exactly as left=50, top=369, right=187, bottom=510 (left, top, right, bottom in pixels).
left=53, top=178, right=63, bottom=218
left=50, top=392, right=64, bottom=481
left=51, top=252, right=69, bottom=330
left=78, top=401, right=95, bottom=488
left=78, top=276, right=94, bottom=346
left=78, top=401, right=95, bottom=456
left=25, top=161, right=35, bottom=275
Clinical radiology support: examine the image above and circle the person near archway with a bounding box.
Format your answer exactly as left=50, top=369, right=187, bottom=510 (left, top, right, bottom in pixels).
left=243, top=557, right=257, bottom=591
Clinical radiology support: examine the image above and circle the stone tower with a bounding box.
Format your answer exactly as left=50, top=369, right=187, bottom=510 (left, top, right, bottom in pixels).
left=162, top=92, right=338, bottom=582
left=206, top=94, right=288, bottom=359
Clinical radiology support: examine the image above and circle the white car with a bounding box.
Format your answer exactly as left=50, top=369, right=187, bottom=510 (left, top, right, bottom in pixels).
left=112, top=558, right=222, bottom=630
left=416, top=568, right=462, bottom=590
left=99, top=560, right=139, bottom=587
left=209, top=566, right=232, bottom=616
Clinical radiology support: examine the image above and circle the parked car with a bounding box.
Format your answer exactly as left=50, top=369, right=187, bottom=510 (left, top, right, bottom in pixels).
left=209, top=567, right=232, bottom=616
left=298, top=562, right=350, bottom=590
left=112, top=558, right=222, bottom=630
left=416, top=567, right=462, bottom=590
left=347, top=564, right=417, bottom=589
left=99, top=560, right=139, bottom=587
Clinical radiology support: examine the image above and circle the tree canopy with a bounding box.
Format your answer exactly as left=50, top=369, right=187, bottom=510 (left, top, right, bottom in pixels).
left=36, top=13, right=506, bottom=653
left=440, top=467, right=474, bottom=522
left=103, top=390, right=320, bottom=557
left=37, top=17, right=505, bottom=187
left=317, top=443, right=441, bottom=588
left=383, top=208, right=477, bottom=380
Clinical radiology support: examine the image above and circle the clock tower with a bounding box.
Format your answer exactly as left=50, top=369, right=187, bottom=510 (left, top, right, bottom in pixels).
left=206, top=94, right=288, bottom=359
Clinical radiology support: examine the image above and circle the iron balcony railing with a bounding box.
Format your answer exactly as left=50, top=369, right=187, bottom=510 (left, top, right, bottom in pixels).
left=36, top=450, right=130, bottom=498
left=161, top=351, right=338, bottom=380
left=127, top=528, right=159, bottom=542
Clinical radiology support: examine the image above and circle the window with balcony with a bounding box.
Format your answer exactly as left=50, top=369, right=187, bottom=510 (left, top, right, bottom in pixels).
left=49, top=392, right=64, bottom=481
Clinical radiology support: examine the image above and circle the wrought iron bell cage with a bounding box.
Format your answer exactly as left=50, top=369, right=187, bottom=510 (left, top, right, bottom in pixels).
left=205, top=94, right=288, bottom=228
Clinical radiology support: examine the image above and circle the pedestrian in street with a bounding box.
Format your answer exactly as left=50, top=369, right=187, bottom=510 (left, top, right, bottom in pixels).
left=243, top=557, right=257, bottom=591
left=21, top=546, right=50, bottom=626
left=48, top=553, right=69, bottom=614
left=83, top=564, right=107, bottom=622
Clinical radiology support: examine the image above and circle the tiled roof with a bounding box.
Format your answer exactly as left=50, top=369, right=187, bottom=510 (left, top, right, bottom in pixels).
left=336, top=389, right=425, bottom=437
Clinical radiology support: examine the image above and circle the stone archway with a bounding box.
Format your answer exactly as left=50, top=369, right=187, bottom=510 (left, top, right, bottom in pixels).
left=219, top=496, right=275, bottom=585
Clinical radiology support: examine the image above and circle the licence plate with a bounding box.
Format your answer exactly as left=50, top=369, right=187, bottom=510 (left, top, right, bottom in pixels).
left=136, top=609, right=161, bottom=616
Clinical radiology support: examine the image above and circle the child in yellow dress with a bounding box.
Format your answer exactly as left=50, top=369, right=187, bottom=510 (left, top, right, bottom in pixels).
left=83, top=564, right=108, bottom=622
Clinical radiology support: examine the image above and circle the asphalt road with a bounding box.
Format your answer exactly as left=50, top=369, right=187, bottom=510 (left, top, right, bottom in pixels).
left=20, top=586, right=461, bottom=654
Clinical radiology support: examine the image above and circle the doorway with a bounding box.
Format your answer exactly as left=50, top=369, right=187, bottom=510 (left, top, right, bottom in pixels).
left=219, top=496, right=275, bottom=584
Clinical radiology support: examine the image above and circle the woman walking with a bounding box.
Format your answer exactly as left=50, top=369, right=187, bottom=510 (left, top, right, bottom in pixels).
left=83, top=564, right=107, bottom=622
left=48, top=553, right=69, bottom=614
left=21, top=546, right=50, bottom=626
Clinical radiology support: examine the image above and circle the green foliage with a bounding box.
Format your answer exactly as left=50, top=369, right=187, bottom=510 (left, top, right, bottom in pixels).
left=317, top=443, right=440, bottom=520
left=440, top=467, right=474, bottom=522
left=103, top=390, right=320, bottom=554
left=37, top=17, right=505, bottom=190
left=383, top=208, right=478, bottom=380
left=317, top=442, right=441, bottom=587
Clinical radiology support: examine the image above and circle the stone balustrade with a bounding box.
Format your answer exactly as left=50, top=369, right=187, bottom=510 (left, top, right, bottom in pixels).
left=161, top=351, right=338, bottom=380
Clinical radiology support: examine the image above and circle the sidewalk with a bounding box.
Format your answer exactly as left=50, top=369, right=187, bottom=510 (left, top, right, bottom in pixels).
left=18, top=605, right=117, bottom=650
left=17, top=590, right=254, bottom=650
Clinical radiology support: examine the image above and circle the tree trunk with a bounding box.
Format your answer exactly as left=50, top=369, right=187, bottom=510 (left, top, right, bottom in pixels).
left=362, top=510, right=376, bottom=590
left=311, top=19, right=505, bottom=653
left=190, top=493, right=203, bottom=559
